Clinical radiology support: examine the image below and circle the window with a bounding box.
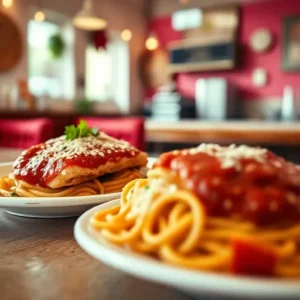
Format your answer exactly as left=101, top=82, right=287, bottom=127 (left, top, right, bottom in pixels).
left=27, top=17, right=75, bottom=100
left=85, top=46, right=112, bottom=101
left=85, top=33, right=130, bottom=112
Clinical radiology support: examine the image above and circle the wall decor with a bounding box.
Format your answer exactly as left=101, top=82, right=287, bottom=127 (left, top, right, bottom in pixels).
left=140, top=48, right=171, bottom=89
left=282, top=15, right=300, bottom=71
left=252, top=68, right=268, bottom=87
left=168, top=6, right=240, bottom=73
left=0, top=11, right=22, bottom=72
left=250, top=28, right=273, bottom=53
left=93, top=30, right=108, bottom=50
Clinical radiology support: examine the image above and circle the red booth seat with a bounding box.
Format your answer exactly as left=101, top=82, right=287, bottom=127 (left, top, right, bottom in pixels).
left=0, top=118, right=54, bottom=149
left=75, top=117, right=145, bottom=150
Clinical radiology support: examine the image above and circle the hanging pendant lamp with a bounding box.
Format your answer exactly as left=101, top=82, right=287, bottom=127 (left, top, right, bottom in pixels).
left=73, top=0, right=107, bottom=31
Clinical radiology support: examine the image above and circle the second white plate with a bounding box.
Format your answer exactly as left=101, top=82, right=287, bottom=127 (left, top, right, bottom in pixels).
left=0, top=157, right=156, bottom=218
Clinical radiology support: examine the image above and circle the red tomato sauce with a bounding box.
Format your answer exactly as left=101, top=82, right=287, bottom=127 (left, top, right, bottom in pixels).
left=13, top=136, right=138, bottom=188
left=154, top=147, right=300, bottom=225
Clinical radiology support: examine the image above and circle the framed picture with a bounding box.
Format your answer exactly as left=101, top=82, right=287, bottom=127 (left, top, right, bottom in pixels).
left=282, top=15, right=300, bottom=71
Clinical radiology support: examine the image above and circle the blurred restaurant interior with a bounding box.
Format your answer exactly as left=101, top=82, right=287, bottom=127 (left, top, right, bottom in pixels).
left=1, top=0, right=300, bottom=158
left=2, top=1, right=300, bottom=300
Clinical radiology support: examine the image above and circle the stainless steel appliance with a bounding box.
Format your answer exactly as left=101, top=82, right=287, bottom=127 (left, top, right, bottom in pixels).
left=195, top=78, right=240, bottom=120
left=281, top=85, right=296, bottom=121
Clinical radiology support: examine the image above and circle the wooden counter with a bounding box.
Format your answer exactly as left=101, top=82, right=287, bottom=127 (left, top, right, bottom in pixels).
left=145, top=120, right=300, bottom=145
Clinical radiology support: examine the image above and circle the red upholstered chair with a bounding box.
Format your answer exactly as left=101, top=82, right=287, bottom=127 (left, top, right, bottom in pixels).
left=75, top=117, right=145, bottom=150
left=0, top=118, right=54, bottom=149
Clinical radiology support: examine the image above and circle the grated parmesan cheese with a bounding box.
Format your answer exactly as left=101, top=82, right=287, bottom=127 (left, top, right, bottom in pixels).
left=13, top=132, right=138, bottom=176
left=184, top=144, right=267, bottom=170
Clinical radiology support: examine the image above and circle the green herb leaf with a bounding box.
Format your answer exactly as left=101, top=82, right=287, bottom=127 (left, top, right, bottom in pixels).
left=11, top=192, right=18, bottom=197
left=77, top=120, right=89, bottom=137
left=145, top=185, right=150, bottom=190
left=90, top=127, right=99, bottom=136
left=65, top=120, right=99, bottom=140
left=65, top=125, right=77, bottom=140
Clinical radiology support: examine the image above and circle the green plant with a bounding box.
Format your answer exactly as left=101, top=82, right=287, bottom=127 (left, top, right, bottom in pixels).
left=48, top=33, right=65, bottom=59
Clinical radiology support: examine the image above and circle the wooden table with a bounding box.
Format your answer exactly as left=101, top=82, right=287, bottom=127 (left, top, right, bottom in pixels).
left=0, top=151, right=194, bottom=300
left=146, top=120, right=300, bottom=145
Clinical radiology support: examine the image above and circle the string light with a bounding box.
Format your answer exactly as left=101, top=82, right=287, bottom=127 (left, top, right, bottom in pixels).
left=121, top=29, right=132, bottom=41
left=2, top=0, right=13, bottom=8
left=145, top=34, right=159, bottom=51
left=34, top=10, right=45, bottom=22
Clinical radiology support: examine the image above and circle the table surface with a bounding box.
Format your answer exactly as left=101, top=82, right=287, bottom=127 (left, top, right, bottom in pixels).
left=0, top=150, right=197, bottom=300
left=145, top=120, right=300, bottom=145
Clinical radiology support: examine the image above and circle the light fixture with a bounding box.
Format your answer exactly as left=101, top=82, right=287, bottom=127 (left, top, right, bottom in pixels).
left=34, top=10, right=45, bottom=22
left=145, top=33, right=159, bottom=51
left=2, top=0, right=13, bottom=8
left=34, top=0, right=45, bottom=22
left=179, top=0, right=189, bottom=5
left=73, top=0, right=107, bottom=31
left=121, top=29, right=132, bottom=41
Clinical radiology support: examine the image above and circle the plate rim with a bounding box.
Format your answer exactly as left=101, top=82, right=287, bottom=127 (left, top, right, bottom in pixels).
left=74, top=200, right=300, bottom=299
left=0, top=192, right=121, bottom=207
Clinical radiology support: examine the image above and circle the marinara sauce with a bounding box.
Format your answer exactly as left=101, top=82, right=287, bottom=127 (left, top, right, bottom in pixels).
left=13, top=135, right=139, bottom=188
left=154, top=144, right=300, bottom=225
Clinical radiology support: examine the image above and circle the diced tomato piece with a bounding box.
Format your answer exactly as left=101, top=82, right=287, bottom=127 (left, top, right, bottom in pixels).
left=230, top=239, right=278, bottom=276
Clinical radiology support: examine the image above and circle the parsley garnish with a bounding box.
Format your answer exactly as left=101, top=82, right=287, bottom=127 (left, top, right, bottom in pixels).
left=65, top=120, right=99, bottom=140
left=145, top=185, right=150, bottom=190
left=11, top=192, right=18, bottom=197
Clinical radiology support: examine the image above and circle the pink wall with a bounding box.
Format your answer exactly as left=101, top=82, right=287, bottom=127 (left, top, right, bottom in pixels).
left=150, top=0, right=300, bottom=100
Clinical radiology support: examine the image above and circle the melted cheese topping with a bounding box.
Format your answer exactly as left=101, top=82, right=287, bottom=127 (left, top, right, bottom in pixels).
left=14, top=132, right=139, bottom=178
left=179, top=144, right=267, bottom=170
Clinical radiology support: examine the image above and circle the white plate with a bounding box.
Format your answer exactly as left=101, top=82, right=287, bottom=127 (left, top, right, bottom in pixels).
left=75, top=200, right=300, bottom=299
left=0, top=158, right=156, bottom=218
left=0, top=161, right=120, bottom=218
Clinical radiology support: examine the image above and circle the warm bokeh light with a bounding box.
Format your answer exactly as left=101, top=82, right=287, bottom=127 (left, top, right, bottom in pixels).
left=145, top=36, right=159, bottom=51
left=34, top=11, right=45, bottom=22
left=2, top=0, right=13, bottom=8
left=121, top=29, right=132, bottom=41
left=179, top=0, right=189, bottom=5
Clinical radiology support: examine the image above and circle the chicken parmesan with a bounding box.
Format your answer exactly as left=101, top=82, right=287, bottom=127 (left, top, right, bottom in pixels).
left=0, top=121, right=147, bottom=197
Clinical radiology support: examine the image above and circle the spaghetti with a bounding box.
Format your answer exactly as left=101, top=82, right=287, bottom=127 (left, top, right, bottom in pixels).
left=0, top=168, right=143, bottom=197
left=90, top=144, right=300, bottom=278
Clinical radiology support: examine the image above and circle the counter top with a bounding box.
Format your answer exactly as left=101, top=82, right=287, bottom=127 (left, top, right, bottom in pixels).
left=145, top=120, right=300, bottom=145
